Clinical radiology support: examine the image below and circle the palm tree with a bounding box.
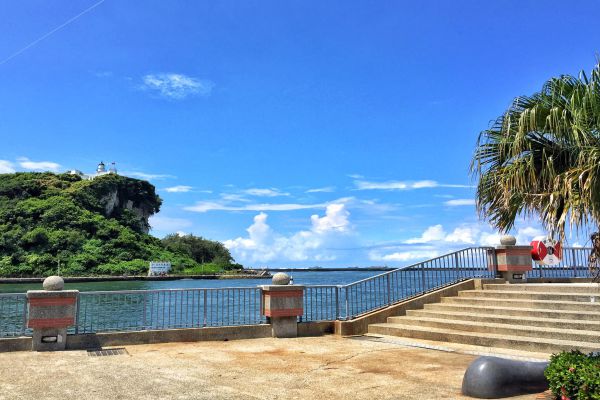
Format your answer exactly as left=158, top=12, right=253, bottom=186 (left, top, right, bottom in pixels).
left=470, top=62, right=600, bottom=276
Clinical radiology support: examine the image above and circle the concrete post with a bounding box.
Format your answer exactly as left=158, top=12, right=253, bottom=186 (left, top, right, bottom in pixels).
left=260, top=273, right=304, bottom=338
left=27, top=276, right=78, bottom=351
left=495, top=235, right=533, bottom=283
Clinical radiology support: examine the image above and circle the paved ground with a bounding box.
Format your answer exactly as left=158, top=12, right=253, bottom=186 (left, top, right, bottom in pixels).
left=0, top=336, right=544, bottom=400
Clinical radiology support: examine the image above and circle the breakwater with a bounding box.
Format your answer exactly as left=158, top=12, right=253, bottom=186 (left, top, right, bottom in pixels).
left=0, top=272, right=271, bottom=285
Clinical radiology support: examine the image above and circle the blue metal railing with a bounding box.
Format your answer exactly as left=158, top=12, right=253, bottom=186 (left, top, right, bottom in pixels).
left=75, top=287, right=264, bottom=334
left=0, top=246, right=594, bottom=336
left=0, top=293, right=28, bottom=337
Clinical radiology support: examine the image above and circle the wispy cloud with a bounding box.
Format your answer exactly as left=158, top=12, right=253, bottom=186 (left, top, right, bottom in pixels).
left=370, top=250, right=440, bottom=262
left=0, top=160, right=15, bottom=174
left=243, top=188, right=289, bottom=197
left=220, top=193, right=252, bottom=202
left=123, top=171, right=176, bottom=180
left=164, top=185, right=192, bottom=193
left=17, top=157, right=61, bottom=172
left=444, top=199, right=475, bottom=206
left=354, top=179, right=470, bottom=191
left=306, top=186, right=336, bottom=193
left=184, top=201, right=327, bottom=213
left=141, top=73, right=214, bottom=100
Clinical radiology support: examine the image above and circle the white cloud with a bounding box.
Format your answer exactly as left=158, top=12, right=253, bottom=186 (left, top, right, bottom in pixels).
left=17, top=157, right=61, bottom=172
left=402, top=223, right=545, bottom=249
left=220, top=193, right=251, bottom=202
left=123, top=171, right=176, bottom=180
left=149, top=215, right=193, bottom=233
left=0, top=160, right=15, bottom=174
left=445, top=227, right=478, bottom=244
left=224, top=204, right=353, bottom=265
left=355, top=179, right=470, bottom=191
left=479, top=232, right=501, bottom=247
left=243, top=188, right=289, bottom=197
left=141, top=73, right=214, bottom=100
left=311, top=203, right=350, bottom=233
left=405, top=225, right=446, bottom=244
left=184, top=201, right=327, bottom=213
left=306, top=186, right=336, bottom=193
left=164, top=185, right=192, bottom=193
left=444, top=199, right=476, bottom=206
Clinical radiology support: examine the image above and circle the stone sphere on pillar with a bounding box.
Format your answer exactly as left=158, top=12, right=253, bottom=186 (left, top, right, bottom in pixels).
left=43, top=275, right=65, bottom=291
left=272, top=272, right=291, bottom=285
left=499, top=235, right=517, bottom=246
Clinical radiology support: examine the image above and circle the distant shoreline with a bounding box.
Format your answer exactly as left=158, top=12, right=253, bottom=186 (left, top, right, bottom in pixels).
left=263, top=267, right=395, bottom=272
left=0, top=273, right=271, bottom=284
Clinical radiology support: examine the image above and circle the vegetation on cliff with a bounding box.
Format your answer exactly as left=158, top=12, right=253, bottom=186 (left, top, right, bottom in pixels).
left=0, top=172, right=239, bottom=277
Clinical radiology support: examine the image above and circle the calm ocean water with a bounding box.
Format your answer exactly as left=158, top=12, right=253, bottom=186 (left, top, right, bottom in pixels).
left=0, top=270, right=382, bottom=293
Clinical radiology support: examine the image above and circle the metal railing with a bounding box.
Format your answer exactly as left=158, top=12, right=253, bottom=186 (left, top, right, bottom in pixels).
left=0, top=293, right=28, bottom=338
left=75, top=287, right=264, bottom=334
left=1, top=246, right=596, bottom=337
left=303, top=285, right=339, bottom=322
left=332, top=247, right=497, bottom=320
left=534, top=247, right=592, bottom=278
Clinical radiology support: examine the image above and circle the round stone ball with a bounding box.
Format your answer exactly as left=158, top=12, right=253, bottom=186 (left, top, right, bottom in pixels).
left=500, top=235, right=517, bottom=246
left=43, top=275, right=64, bottom=291
left=272, top=272, right=291, bottom=285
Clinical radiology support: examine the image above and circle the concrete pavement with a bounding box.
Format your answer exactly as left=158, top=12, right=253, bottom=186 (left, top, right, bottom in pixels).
left=0, top=336, right=544, bottom=400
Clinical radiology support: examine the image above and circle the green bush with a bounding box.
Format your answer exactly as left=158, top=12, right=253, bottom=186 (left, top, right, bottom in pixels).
left=181, top=263, right=224, bottom=275
left=545, top=350, right=600, bottom=400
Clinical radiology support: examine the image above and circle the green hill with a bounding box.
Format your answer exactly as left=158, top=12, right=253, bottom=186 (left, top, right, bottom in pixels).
left=0, top=172, right=237, bottom=277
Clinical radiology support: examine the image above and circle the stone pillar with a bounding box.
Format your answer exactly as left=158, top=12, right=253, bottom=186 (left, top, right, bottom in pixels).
left=495, top=235, right=533, bottom=283
left=27, top=276, right=78, bottom=351
left=260, top=273, right=304, bottom=338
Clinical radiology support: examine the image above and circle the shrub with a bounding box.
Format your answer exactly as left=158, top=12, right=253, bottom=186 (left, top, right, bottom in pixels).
left=545, top=350, right=600, bottom=400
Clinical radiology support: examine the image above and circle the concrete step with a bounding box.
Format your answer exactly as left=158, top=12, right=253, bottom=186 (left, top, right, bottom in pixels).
left=424, top=302, right=600, bottom=321
left=440, top=296, right=600, bottom=311
left=459, top=289, right=600, bottom=302
left=368, top=322, right=599, bottom=354
left=404, top=309, right=600, bottom=331
left=483, top=283, right=600, bottom=293
left=384, top=316, right=600, bottom=343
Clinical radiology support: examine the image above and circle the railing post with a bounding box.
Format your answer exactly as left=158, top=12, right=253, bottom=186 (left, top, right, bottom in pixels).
left=420, top=263, right=426, bottom=294
left=572, top=248, right=577, bottom=277
left=142, top=292, right=147, bottom=329
left=345, top=287, right=350, bottom=320
left=335, top=286, right=340, bottom=320
left=385, top=274, right=391, bottom=306
left=454, top=252, right=460, bottom=280
left=203, top=290, right=208, bottom=327
left=74, top=292, right=80, bottom=334
left=21, top=296, right=28, bottom=336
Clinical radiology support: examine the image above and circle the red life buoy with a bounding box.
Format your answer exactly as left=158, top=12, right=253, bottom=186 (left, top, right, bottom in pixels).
left=530, top=239, right=562, bottom=265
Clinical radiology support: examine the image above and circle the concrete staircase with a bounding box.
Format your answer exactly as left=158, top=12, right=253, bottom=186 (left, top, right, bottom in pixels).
left=368, top=283, right=600, bottom=354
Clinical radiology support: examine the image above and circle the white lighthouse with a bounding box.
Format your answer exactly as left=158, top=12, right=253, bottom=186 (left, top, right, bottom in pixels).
left=69, top=161, right=118, bottom=180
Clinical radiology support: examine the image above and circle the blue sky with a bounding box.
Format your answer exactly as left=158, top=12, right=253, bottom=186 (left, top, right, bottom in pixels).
left=1, top=1, right=599, bottom=267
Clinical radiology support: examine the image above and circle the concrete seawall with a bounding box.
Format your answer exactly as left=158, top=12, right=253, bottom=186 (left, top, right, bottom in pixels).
left=0, top=321, right=334, bottom=353
left=0, top=273, right=271, bottom=284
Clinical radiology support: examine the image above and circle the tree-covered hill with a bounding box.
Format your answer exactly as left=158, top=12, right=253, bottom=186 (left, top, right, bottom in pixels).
left=0, top=172, right=239, bottom=277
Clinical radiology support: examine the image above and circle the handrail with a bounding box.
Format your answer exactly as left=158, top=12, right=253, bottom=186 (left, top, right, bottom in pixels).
left=79, top=286, right=260, bottom=296
left=1, top=246, right=595, bottom=337
left=340, top=247, right=495, bottom=287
